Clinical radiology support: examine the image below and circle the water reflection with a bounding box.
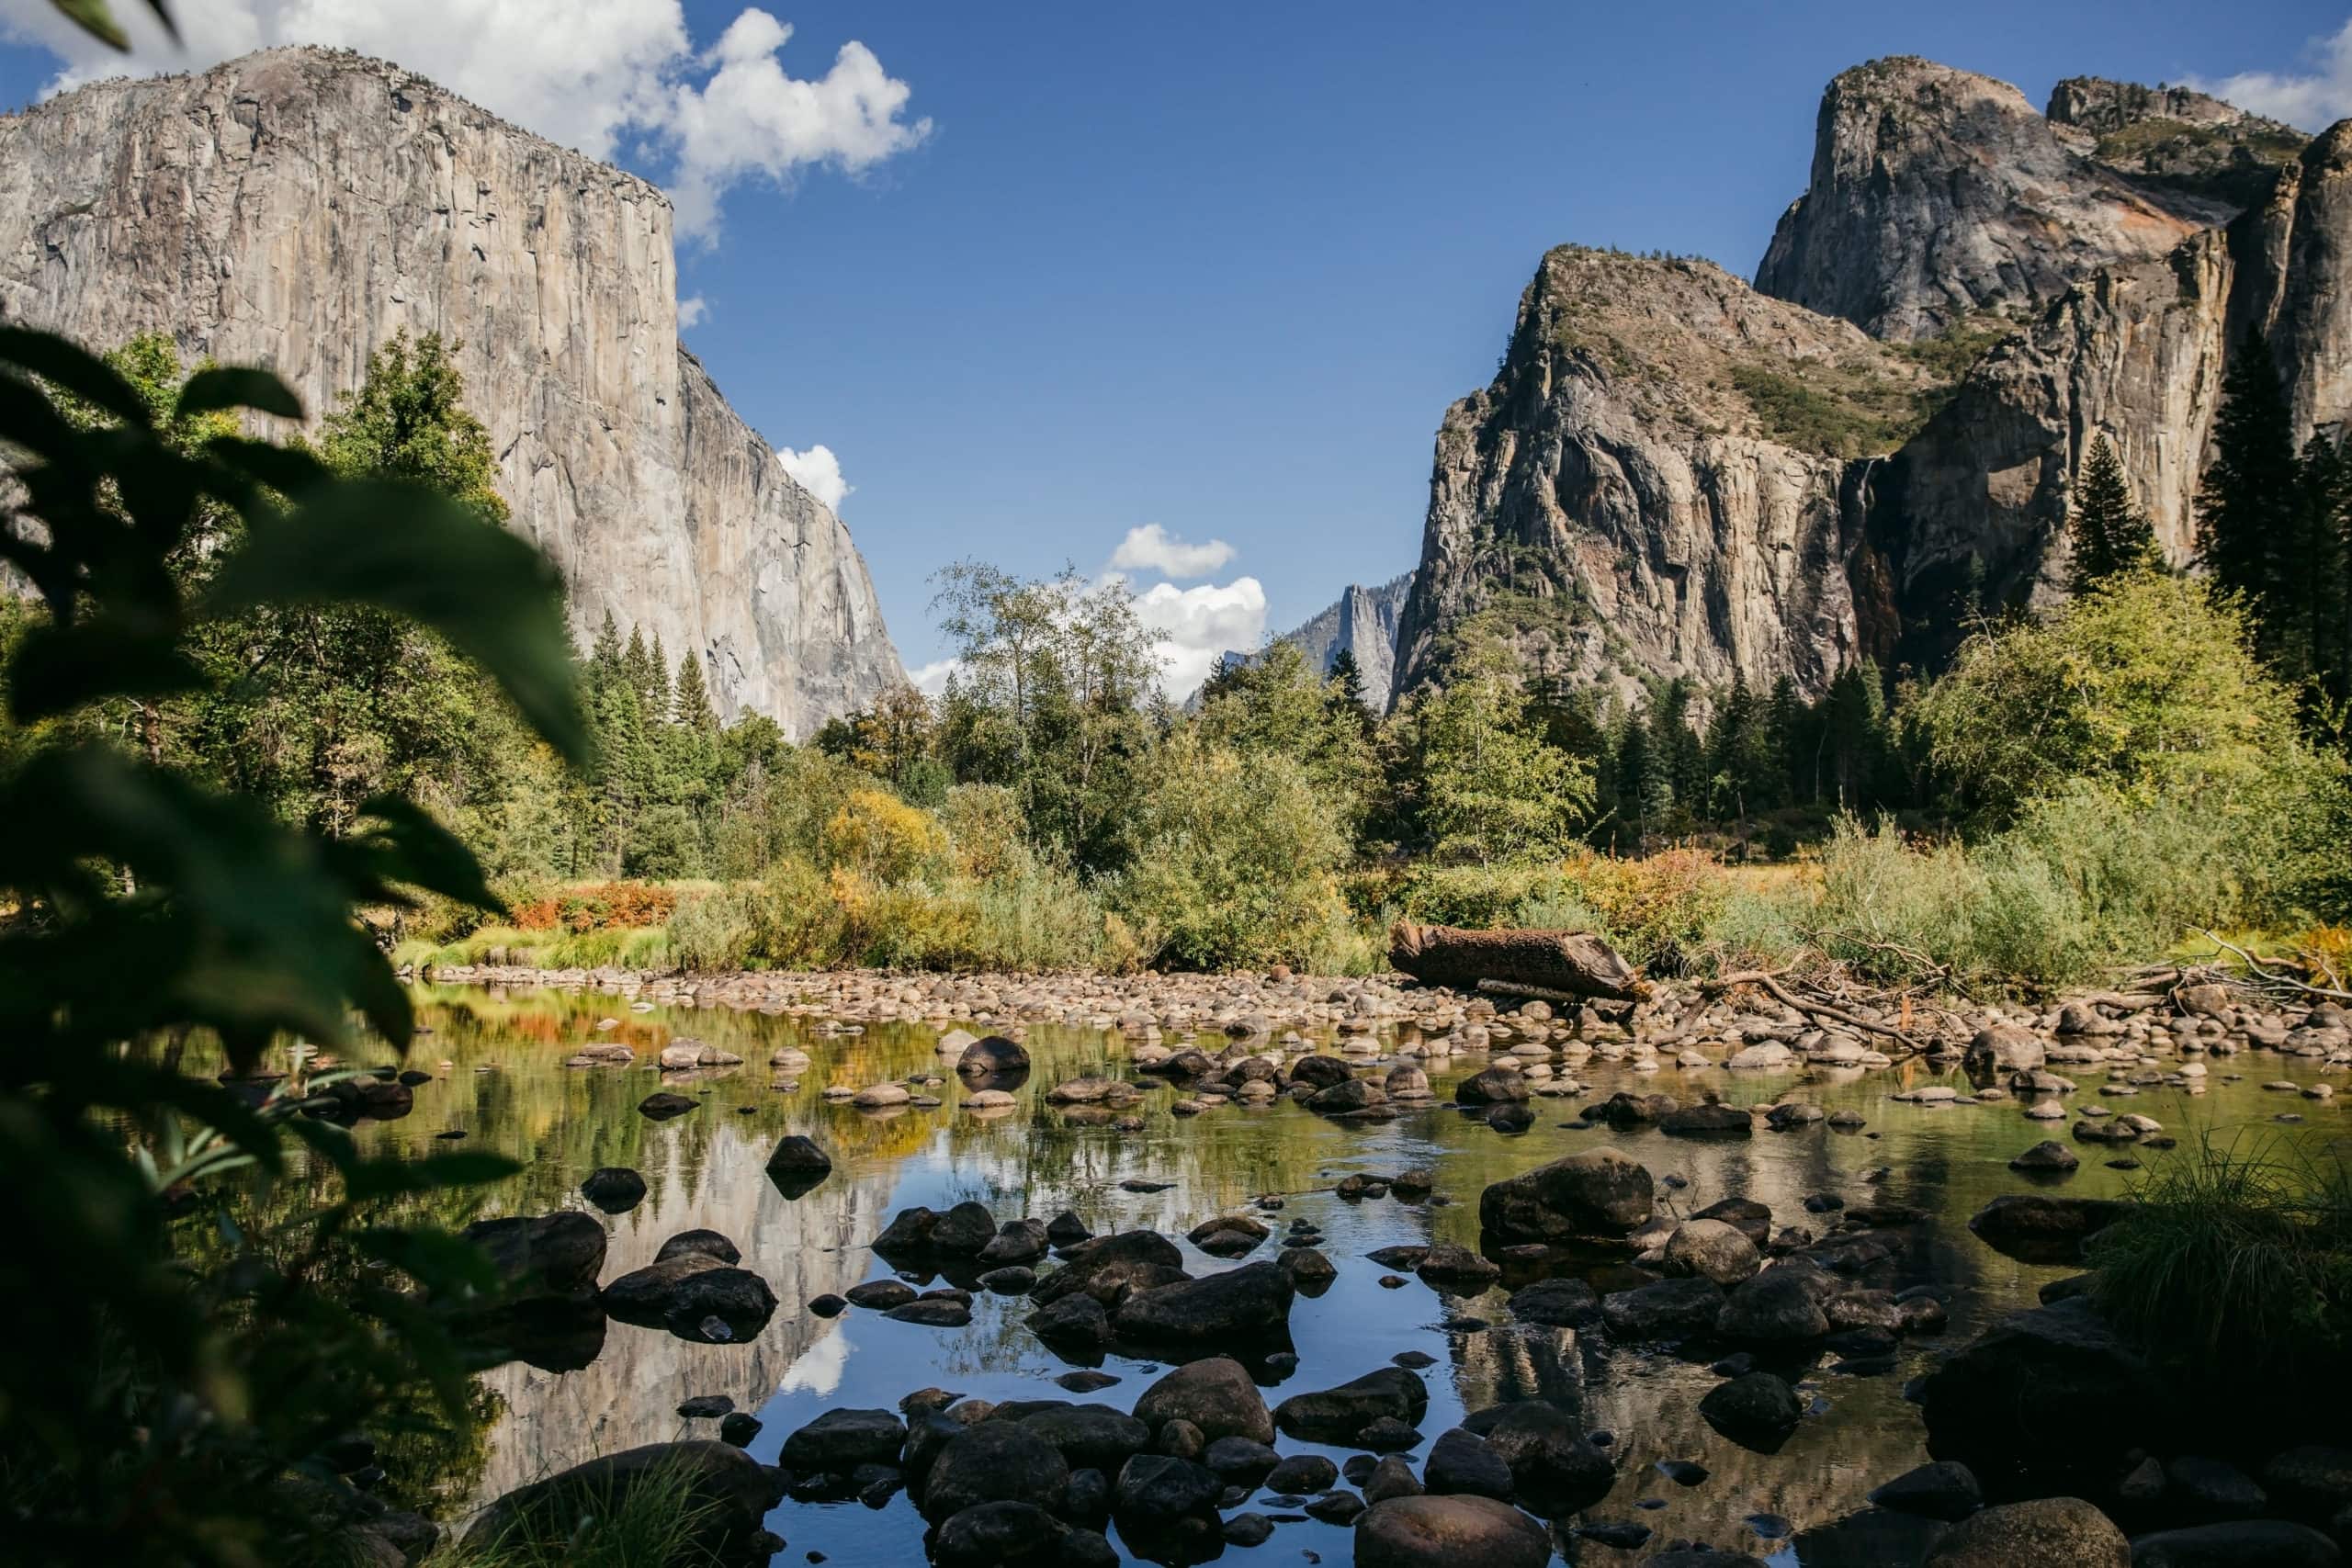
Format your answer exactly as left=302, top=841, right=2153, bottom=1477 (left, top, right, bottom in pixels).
left=223, top=983, right=2347, bottom=1565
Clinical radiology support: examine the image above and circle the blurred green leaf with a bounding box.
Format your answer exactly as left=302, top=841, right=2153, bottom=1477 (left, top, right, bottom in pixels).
left=329, top=795, right=506, bottom=915
left=175, top=366, right=301, bottom=422
left=343, top=1151, right=522, bottom=1202
left=0, top=323, right=153, bottom=427
left=204, top=480, right=588, bottom=764
left=7, top=618, right=204, bottom=722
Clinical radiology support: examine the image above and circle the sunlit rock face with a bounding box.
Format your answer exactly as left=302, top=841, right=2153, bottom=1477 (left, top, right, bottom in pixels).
left=0, top=46, right=903, bottom=734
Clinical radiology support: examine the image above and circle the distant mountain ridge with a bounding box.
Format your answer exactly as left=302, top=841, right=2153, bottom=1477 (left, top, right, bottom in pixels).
left=1217, top=571, right=1414, bottom=711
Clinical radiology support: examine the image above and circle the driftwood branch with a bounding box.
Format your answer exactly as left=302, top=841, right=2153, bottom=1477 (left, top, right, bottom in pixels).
left=2193, top=930, right=2352, bottom=1004
left=1390, top=921, right=1648, bottom=1003
left=1712, top=968, right=1927, bottom=1052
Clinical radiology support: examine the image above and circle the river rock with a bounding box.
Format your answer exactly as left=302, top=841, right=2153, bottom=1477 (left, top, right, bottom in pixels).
left=1698, top=1371, right=1802, bottom=1438
left=1920, top=1298, right=2168, bottom=1494
left=782, top=1408, right=906, bottom=1471
left=464, top=1211, right=606, bottom=1296
left=1966, top=1025, right=2047, bottom=1073
left=978, top=1220, right=1051, bottom=1267
left=1478, top=1146, right=1654, bottom=1242
left=1112, top=1453, right=1221, bottom=1525
left=763, top=1135, right=832, bottom=1193
left=1455, top=1066, right=1531, bottom=1104
left=930, top=1501, right=1070, bottom=1566
left=1031, top=1229, right=1187, bottom=1307
left=580, top=1168, right=647, bottom=1213
left=600, top=1252, right=776, bottom=1342
left=928, top=1201, right=1001, bottom=1257
left=1663, top=1219, right=1760, bottom=1285
left=1020, top=1406, right=1151, bottom=1473
left=1113, top=1261, right=1294, bottom=1342
left=919, top=1422, right=1070, bottom=1521
left=1204, top=1437, right=1280, bottom=1486
left=1967, top=1194, right=2129, bottom=1264
left=2009, top=1140, right=2080, bottom=1173
left=1266, top=1452, right=1339, bottom=1493
left=1133, top=1357, right=1273, bottom=1445
left=1921, top=1497, right=2128, bottom=1566
left=1423, top=1427, right=1514, bottom=1501
left=1416, top=1243, right=1501, bottom=1291
left=1600, top=1276, right=1724, bottom=1339
left=1353, top=1494, right=1552, bottom=1568
left=1274, top=1367, right=1430, bottom=1443
left=637, top=1091, right=696, bottom=1120
left=1507, top=1277, right=1600, bottom=1327
left=1869, top=1460, right=1983, bottom=1520
left=1692, top=1196, right=1774, bottom=1247
left=2129, top=1520, right=2345, bottom=1567
left=956, top=1036, right=1030, bottom=1077
left=1475, top=1401, right=1614, bottom=1516
left=1661, top=1101, right=1755, bottom=1136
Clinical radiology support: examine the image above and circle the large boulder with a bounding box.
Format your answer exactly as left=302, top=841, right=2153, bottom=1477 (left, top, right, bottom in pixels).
left=1663, top=1219, right=1760, bottom=1285
left=1132, top=1358, right=1272, bottom=1446
left=763, top=1135, right=832, bottom=1196
left=1600, top=1276, right=1724, bottom=1340
left=1715, top=1262, right=1836, bottom=1342
left=1422, top=1428, right=1515, bottom=1501
left=580, top=1168, right=647, bottom=1214
left=1700, top=1371, right=1803, bottom=1442
left=1111, top=1453, right=1221, bottom=1526
left=463, top=1442, right=784, bottom=1566
left=1506, top=1277, right=1600, bottom=1328
left=918, top=1422, right=1070, bottom=1522
left=1965, top=1025, right=2047, bottom=1074
left=1922, top=1497, right=2127, bottom=1566
left=955, top=1035, right=1030, bottom=1078
left=599, top=1253, right=776, bottom=1342
left=2128, top=1521, right=2345, bottom=1567
left=1920, top=1299, right=2170, bottom=1495
left=1968, top=1194, right=2130, bottom=1265
left=1660, top=1102, right=1754, bottom=1137
left=1019, top=1405, right=1150, bottom=1473
left=1354, top=1494, right=1553, bottom=1568
left=1478, top=1147, right=1654, bottom=1243
left=1273, top=1367, right=1429, bottom=1444
left=780, top=1408, right=906, bottom=1472
left=463, top=1212, right=606, bottom=1296
left=1454, top=1066, right=1531, bottom=1105
left=1869, top=1460, right=1983, bottom=1521
left=929, top=1502, right=1070, bottom=1567
left=1474, top=1401, right=1614, bottom=1517
left=1030, top=1229, right=1187, bottom=1307
left=1112, top=1261, right=1294, bottom=1342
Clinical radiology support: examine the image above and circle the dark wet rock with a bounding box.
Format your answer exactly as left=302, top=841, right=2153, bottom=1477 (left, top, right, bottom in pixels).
left=846, top=1280, right=917, bottom=1310
left=875, top=1205, right=941, bottom=1253
left=1277, top=1247, right=1337, bottom=1291
left=1416, top=1243, right=1501, bottom=1291
left=763, top=1134, right=832, bottom=1196
left=657, top=1229, right=741, bottom=1266
left=902, top=1412, right=965, bottom=1494
left=1699, top=1372, right=1803, bottom=1439
left=1113, top=1260, right=1294, bottom=1342
left=930, top=1501, right=1070, bottom=1566
left=581, top=1167, right=647, bottom=1213
left=1600, top=1276, right=1724, bottom=1340
left=310, top=1076, right=415, bottom=1122
left=1660, top=1102, right=1754, bottom=1137
left=600, top=1253, right=776, bottom=1341
left=1423, top=1427, right=1514, bottom=1501
left=782, top=1408, right=906, bottom=1471
left=1112, top=1452, right=1221, bottom=1525
left=1692, top=1197, right=1774, bottom=1248
left=1363, top=1454, right=1424, bottom=1504
left=979, top=1266, right=1037, bottom=1294
left=1923, top=1497, right=2127, bottom=1565
left=1310, top=1077, right=1385, bottom=1113
left=1063, top=1465, right=1111, bottom=1522
left=1715, top=1263, right=1835, bottom=1342
left=1028, top=1292, right=1113, bottom=1348
left=718, top=1412, right=761, bottom=1447
left=1506, top=1277, right=1600, bottom=1328
left=1154, top=1417, right=1204, bottom=1461
left=637, top=1091, right=696, bottom=1120
left=1020, top=1405, right=1150, bottom=1473
left=1870, top=1460, right=1984, bottom=1521
left=1204, top=1436, right=1281, bottom=1486
left=1046, top=1211, right=1092, bottom=1247
left=920, top=1422, right=1071, bottom=1522
left=2129, top=1520, right=2344, bottom=1566
left=463, top=1441, right=785, bottom=1565
left=1133, top=1357, right=1273, bottom=1446
left=1368, top=1245, right=1430, bottom=1269
left=885, top=1297, right=974, bottom=1327
left=2165, top=1456, right=2267, bottom=1521
left=1222, top=1511, right=1274, bottom=1546
left=1354, top=1495, right=1552, bottom=1561
left=1476, top=1401, right=1615, bottom=1516
left=1273, top=1367, right=1430, bottom=1444
left=929, top=1201, right=1001, bottom=1257
left=1361, top=1416, right=1423, bottom=1452
left=1645, top=1551, right=1769, bottom=1567
left=1288, top=1055, right=1354, bottom=1089
left=1827, top=1289, right=1903, bottom=1335
left=1030, top=1229, right=1187, bottom=1307
left=2009, top=1140, right=2080, bottom=1173
left=1454, top=1065, right=1532, bottom=1105
left=1965, top=1025, right=2048, bottom=1074
left=1968, top=1195, right=2131, bottom=1264
left=464, top=1212, right=606, bottom=1296
left=1920, top=1299, right=2169, bottom=1493
left=1485, top=1102, right=1537, bottom=1134
left=1184, top=1214, right=1269, bottom=1257
left=1267, top=1452, right=1338, bottom=1494
left=2262, top=1446, right=2352, bottom=1517
left=955, top=1035, right=1030, bottom=1077
left=978, top=1220, right=1051, bottom=1268
left=1663, top=1219, right=1760, bottom=1285
left=678, top=1394, right=734, bottom=1419
left=1579, top=1520, right=1655, bottom=1548
left=1478, top=1146, right=1654, bottom=1242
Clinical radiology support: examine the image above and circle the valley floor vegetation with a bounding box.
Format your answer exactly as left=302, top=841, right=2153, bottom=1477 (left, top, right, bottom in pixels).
left=17, top=332, right=2348, bottom=998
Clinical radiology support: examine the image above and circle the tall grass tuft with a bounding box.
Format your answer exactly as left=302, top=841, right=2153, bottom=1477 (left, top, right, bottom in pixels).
left=434, top=1451, right=727, bottom=1567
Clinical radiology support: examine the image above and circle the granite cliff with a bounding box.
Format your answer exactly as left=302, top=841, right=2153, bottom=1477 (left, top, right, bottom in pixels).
left=0, top=46, right=903, bottom=736
left=1396, top=54, right=2344, bottom=707
left=1233, top=571, right=1413, bottom=711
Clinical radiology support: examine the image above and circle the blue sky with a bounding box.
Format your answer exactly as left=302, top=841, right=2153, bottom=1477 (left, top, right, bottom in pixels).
left=5, top=1, right=2350, bottom=683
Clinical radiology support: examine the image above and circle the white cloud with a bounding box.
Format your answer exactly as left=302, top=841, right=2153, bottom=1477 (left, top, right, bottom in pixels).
left=776, top=442, right=850, bottom=510
left=908, top=658, right=961, bottom=697
left=0, top=1, right=929, bottom=240
left=1108, top=523, right=1236, bottom=580
left=2191, top=18, right=2352, bottom=130
left=676, top=293, right=708, bottom=328
left=1130, top=576, right=1267, bottom=697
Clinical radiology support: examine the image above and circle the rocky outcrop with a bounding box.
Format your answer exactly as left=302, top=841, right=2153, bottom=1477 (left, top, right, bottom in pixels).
left=2049, top=76, right=2307, bottom=208
left=1238, top=571, right=1413, bottom=711
left=0, top=46, right=903, bottom=734
left=1757, top=57, right=2222, bottom=341
left=2231, top=123, right=2352, bottom=442
left=1390, top=247, right=1939, bottom=705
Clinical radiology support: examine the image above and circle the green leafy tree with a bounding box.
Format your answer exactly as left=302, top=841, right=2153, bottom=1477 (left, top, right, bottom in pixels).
left=1196, top=640, right=1384, bottom=840
left=2067, top=434, right=2160, bottom=592
left=1405, top=639, right=1592, bottom=864
left=2198, top=335, right=2304, bottom=670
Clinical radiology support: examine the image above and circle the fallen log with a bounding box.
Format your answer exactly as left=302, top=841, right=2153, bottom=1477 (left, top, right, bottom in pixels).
left=1389, top=920, right=1647, bottom=1003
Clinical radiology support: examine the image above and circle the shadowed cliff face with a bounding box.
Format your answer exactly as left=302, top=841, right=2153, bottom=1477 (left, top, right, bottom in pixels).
left=0, top=46, right=904, bottom=736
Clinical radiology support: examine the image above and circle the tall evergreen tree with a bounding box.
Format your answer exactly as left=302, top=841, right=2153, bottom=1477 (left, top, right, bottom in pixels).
left=673, top=649, right=717, bottom=731
left=1764, top=674, right=1804, bottom=804
left=646, top=632, right=673, bottom=725
left=2198, top=335, right=2301, bottom=661
left=2067, top=435, right=2160, bottom=592
left=2292, top=435, right=2352, bottom=708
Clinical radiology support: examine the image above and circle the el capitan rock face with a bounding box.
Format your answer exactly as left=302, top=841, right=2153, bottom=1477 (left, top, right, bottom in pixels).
left=0, top=46, right=902, bottom=735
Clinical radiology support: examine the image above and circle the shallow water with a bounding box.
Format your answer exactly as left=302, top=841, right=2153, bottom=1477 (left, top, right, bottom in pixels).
left=255, top=983, right=2347, bottom=1565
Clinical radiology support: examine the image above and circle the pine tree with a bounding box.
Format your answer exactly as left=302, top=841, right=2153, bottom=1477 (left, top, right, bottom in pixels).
left=591, top=610, right=623, bottom=682
left=2067, top=435, right=2159, bottom=592
left=673, top=649, right=717, bottom=731
left=1328, top=648, right=1366, bottom=712
left=2293, top=435, right=2352, bottom=706
left=2198, top=335, right=2301, bottom=663
left=646, top=632, right=673, bottom=725
left=1764, top=674, right=1804, bottom=804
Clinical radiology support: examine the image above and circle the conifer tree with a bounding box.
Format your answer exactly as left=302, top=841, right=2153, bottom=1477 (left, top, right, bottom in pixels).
left=673, top=649, right=717, bottom=731
left=2067, top=435, right=2160, bottom=592
left=646, top=632, right=673, bottom=725
left=2293, top=435, right=2352, bottom=707
left=2198, top=335, right=2301, bottom=661
left=1328, top=648, right=1366, bottom=712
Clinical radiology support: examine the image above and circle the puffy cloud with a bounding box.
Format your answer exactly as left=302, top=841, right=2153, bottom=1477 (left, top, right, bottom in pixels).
left=907, top=658, right=961, bottom=697
left=776, top=442, right=850, bottom=510
left=676, top=293, right=709, bottom=328
left=1108, top=523, right=1236, bottom=581
left=2192, top=19, right=2352, bottom=130
left=0, top=1, right=928, bottom=239
left=1130, top=576, right=1267, bottom=697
